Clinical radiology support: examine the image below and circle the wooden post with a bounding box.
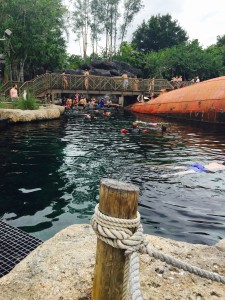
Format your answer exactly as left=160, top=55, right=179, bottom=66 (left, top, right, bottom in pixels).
left=92, top=178, right=139, bottom=300
left=119, top=96, right=124, bottom=107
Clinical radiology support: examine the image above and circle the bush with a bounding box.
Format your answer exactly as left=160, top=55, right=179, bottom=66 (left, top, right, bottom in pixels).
left=14, top=94, right=40, bottom=110
left=0, top=102, right=13, bottom=109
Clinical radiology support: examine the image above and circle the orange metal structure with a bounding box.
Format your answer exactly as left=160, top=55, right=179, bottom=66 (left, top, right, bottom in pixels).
left=126, top=76, right=225, bottom=124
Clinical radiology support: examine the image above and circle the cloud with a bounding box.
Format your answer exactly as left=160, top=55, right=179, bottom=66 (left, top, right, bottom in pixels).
left=66, top=0, right=225, bottom=55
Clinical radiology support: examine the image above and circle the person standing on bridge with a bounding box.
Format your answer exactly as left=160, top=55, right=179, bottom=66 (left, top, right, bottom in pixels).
left=133, top=75, right=139, bottom=91
left=83, top=69, right=90, bottom=90
left=195, top=76, right=200, bottom=83
left=122, top=72, right=129, bottom=90
left=149, top=77, right=155, bottom=99
left=62, top=72, right=68, bottom=89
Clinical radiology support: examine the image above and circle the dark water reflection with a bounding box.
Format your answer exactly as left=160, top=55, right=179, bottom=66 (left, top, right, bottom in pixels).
left=0, top=112, right=225, bottom=245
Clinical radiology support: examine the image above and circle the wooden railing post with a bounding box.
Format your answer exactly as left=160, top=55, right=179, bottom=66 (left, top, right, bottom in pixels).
left=92, top=178, right=139, bottom=300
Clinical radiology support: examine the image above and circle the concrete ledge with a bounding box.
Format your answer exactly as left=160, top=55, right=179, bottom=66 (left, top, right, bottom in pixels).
left=0, top=224, right=224, bottom=300
left=0, top=105, right=65, bottom=123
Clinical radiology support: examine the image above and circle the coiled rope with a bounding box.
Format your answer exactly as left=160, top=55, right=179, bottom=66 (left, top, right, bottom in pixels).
left=91, top=204, right=225, bottom=300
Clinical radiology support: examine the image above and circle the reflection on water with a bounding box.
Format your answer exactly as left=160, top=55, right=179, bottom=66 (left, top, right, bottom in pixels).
left=0, top=113, right=225, bottom=245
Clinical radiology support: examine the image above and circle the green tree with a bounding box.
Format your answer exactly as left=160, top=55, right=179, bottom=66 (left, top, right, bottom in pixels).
left=215, top=35, right=225, bottom=71
left=98, top=0, right=121, bottom=59
left=90, top=0, right=104, bottom=57
left=72, top=0, right=91, bottom=61
left=71, top=0, right=143, bottom=59
left=66, top=54, right=84, bottom=69
left=114, top=41, right=142, bottom=67
left=132, top=14, right=188, bottom=53
left=0, top=0, right=67, bottom=81
left=216, top=34, right=225, bottom=47
left=120, top=0, right=143, bottom=46
left=142, top=40, right=224, bottom=80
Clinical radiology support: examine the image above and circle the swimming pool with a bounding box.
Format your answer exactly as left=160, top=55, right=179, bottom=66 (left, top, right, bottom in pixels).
left=0, top=112, right=224, bottom=245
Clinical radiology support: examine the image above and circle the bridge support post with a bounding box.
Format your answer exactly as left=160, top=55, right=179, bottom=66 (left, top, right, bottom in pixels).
left=51, top=91, right=56, bottom=102
left=119, top=96, right=124, bottom=107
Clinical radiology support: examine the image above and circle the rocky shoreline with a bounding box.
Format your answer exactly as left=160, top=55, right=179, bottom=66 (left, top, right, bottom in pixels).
left=0, top=105, right=65, bottom=124
left=0, top=224, right=224, bottom=300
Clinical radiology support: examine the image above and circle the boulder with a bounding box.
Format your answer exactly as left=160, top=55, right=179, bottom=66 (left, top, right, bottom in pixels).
left=90, top=69, right=112, bottom=77
left=65, top=60, right=142, bottom=78
left=0, top=105, right=65, bottom=123
left=89, top=61, right=119, bottom=70
left=0, top=224, right=224, bottom=300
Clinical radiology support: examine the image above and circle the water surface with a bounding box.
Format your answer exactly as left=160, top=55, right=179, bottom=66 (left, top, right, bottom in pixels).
left=0, top=112, right=225, bottom=245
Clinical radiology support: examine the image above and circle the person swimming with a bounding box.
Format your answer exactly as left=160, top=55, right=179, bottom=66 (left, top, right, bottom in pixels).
left=160, top=162, right=225, bottom=177
left=121, top=122, right=149, bottom=134
left=161, top=124, right=167, bottom=133
left=75, top=113, right=96, bottom=119
left=102, top=111, right=111, bottom=117
left=128, top=122, right=141, bottom=134
left=136, top=120, right=167, bottom=132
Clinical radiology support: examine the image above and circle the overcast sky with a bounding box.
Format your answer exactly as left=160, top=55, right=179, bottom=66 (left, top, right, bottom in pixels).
left=66, top=0, right=225, bottom=55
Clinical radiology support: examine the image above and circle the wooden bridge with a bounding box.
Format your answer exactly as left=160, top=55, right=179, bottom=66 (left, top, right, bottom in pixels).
left=0, top=73, right=192, bottom=104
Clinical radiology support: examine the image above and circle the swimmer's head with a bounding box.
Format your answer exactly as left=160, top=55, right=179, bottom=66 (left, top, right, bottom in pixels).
left=132, top=122, right=137, bottom=128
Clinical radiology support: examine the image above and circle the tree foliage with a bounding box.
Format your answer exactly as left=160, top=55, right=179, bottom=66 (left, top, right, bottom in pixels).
left=66, top=54, right=83, bottom=70
left=132, top=14, right=188, bottom=53
left=141, top=40, right=225, bottom=80
left=71, top=0, right=143, bottom=59
left=1, top=0, right=225, bottom=83
left=0, top=0, right=67, bottom=81
left=217, top=35, right=225, bottom=47
left=113, top=41, right=143, bottom=68
left=120, top=0, right=143, bottom=44
left=72, top=0, right=91, bottom=61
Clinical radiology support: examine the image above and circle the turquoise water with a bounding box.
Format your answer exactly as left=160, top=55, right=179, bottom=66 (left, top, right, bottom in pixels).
left=0, top=111, right=225, bottom=245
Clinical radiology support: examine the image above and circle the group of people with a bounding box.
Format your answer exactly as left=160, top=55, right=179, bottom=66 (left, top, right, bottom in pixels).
left=122, top=73, right=140, bottom=91
left=191, top=76, right=200, bottom=83
left=62, top=70, right=141, bottom=92
left=121, top=122, right=167, bottom=135
left=62, top=69, right=90, bottom=90
left=171, top=75, right=183, bottom=82
left=169, top=75, right=201, bottom=90
left=63, top=94, right=113, bottom=110
left=170, top=75, right=200, bottom=83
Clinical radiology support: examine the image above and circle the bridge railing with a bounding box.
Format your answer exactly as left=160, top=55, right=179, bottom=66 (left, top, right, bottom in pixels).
left=19, top=74, right=51, bottom=97
left=145, top=78, right=174, bottom=96
left=33, top=74, right=51, bottom=95
left=50, top=73, right=145, bottom=93
left=170, top=81, right=194, bottom=89
left=1, top=74, right=183, bottom=100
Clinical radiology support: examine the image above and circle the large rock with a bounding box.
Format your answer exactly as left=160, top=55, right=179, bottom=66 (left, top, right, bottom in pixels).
left=0, top=224, right=224, bottom=300
left=66, top=60, right=142, bottom=78
left=0, top=105, right=65, bottom=123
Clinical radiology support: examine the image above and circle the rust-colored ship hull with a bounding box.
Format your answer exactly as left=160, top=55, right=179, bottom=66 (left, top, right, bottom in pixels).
left=126, top=76, right=225, bottom=124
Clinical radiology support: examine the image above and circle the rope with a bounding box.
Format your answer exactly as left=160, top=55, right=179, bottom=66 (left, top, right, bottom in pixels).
left=91, top=204, right=225, bottom=300
left=144, top=244, right=225, bottom=284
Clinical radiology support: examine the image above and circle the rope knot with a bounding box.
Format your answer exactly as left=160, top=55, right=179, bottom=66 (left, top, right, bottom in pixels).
left=90, top=204, right=144, bottom=300
left=90, top=204, right=143, bottom=251
left=91, top=203, right=225, bottom=300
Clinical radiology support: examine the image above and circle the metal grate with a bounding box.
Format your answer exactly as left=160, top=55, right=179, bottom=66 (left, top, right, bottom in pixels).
left=0, top=220, right=43, bottom=277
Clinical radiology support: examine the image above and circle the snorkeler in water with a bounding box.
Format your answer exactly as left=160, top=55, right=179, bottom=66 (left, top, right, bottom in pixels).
left=121, top=122, right=148, bottom=134
left=121, top=121, right=166, bottom=135
left=160, top=162, right=225, bottom=177
left=128, top=122, right=142, bottom=134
